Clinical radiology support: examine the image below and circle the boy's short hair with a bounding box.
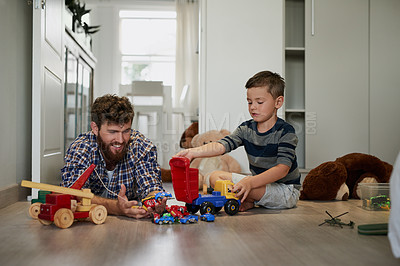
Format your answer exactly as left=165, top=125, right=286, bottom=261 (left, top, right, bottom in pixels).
left=91, top=94, right=134, bottom=129
left=245, top=71, right=285, bottom=99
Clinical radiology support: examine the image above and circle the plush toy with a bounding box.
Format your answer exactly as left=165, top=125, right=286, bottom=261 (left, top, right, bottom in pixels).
left=300, top=153, right=393, bottom=201
left=189, top=129, right=242, bottom=189
left=161, top=122, right=199, bottom=182
left=179, top=122, right=198, bottom=149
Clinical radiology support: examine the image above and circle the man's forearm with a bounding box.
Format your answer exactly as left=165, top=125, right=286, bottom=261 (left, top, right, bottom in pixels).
left=92, top=195, right=123, bottom=216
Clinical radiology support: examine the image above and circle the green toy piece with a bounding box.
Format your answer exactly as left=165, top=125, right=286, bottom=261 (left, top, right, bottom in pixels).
left=319, top=211, right=355, bottom=228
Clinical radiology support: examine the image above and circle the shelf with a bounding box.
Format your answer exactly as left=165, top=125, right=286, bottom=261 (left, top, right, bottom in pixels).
left=285, top=109, right=305, bottom=113
left=285, top=47, right=305, bottom=56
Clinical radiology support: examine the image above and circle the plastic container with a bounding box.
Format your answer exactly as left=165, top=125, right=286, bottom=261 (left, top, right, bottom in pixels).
left=359, top=183, right=390, bottom=211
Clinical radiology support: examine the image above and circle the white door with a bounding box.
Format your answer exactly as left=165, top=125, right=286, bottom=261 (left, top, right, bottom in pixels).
left=32, top=0, right=64, bottom=196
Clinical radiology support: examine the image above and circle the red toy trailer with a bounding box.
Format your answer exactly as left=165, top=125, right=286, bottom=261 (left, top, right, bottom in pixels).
left=169, top=157, right=240, bottom=215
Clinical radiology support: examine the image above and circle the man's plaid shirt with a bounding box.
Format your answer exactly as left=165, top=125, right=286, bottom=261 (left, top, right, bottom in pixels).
left=61, top=130, right=164, bottom=200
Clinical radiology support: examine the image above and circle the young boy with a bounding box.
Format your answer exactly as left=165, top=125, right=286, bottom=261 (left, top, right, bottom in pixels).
left=175, top=71, right=300, bottom=211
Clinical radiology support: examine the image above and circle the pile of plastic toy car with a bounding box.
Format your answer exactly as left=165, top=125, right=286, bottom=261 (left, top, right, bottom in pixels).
left=142, top=192, right=215, bottom=225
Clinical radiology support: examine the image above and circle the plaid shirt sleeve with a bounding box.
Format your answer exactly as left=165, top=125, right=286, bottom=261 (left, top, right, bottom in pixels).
left=60, top=132, right=99, bottom=189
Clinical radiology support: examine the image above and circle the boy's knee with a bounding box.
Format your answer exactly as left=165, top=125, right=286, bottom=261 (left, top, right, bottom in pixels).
left=209, top=170, right=229, bottom=188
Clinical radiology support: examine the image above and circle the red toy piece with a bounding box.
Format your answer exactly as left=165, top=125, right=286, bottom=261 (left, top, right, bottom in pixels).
left=166, top=205, right=189, bottom=219
left=70, top=164, right=96, bottom=189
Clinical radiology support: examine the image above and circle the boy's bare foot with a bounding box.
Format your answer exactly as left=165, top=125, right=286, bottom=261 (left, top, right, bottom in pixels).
left=239, top=201, right=254, bottom=212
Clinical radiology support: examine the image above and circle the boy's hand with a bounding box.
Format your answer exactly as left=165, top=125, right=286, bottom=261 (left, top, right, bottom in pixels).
left=233, top=176, right=252, bottom=203
left=173, top=149, right=194, bottom=161
left=117, top=184, right=151, bottom=219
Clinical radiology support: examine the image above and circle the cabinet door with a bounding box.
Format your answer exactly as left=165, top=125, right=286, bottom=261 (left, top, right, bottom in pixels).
left=370, top=0, right=400, bottom=164
left=32, top=0, right=64, bottom=190
left=305, top=0, right=369, bottom=169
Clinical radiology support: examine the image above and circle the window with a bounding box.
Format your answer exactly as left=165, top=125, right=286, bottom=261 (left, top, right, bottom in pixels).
left=119, top=10, right=176, bottom=88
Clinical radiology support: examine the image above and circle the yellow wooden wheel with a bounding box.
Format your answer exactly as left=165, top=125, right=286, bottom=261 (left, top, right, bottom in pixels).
left=28, top=202, right=42, bottom=219
left=89, top=205, right=107, bottom=225
left=38, top=218, right=52, bottom=226
left=54, top=208, right=74, bottom=229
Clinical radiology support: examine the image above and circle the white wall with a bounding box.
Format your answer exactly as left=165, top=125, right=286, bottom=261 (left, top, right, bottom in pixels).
left=199, top=0, right=284, bottom=172
left=0, top=0, right=32, bottom=199
left=90, top=6, right=120, bottom=98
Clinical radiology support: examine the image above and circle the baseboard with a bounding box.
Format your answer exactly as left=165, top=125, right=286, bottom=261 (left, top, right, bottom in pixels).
left=0, top=183, right=30, bottom=209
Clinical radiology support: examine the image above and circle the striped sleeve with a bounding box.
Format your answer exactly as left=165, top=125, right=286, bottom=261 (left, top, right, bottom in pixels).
left=276, top=125, right=298, bottom=168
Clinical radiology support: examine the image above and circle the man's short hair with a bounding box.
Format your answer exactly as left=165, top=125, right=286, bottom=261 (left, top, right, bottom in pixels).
left=245, top=71, right=285, bottom=99
left=91, top=94, right=134, bottom=128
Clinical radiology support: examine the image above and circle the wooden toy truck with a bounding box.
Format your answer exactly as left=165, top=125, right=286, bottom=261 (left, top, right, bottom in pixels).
left=21, top=165, right=107, bottom=229
left=169, top=157, right=241, bottom=216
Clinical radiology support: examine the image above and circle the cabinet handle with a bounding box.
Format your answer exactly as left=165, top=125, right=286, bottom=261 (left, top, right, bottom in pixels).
left=311, top=0, right=315, bottom=36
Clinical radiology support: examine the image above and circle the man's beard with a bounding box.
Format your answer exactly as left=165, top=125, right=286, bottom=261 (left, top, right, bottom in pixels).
left=97, top=133, right=129, bottom=165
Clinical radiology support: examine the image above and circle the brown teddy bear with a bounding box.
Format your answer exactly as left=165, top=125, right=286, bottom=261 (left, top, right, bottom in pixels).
left=179, top=122, right=198, bottom=149
left=189, top=129, right=242, bottom=189
left=161, top=122, right=199, bottom=182
left=300, top=153, right=393, bottom=201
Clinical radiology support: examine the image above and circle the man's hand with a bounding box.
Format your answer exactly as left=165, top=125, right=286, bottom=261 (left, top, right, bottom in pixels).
left=147, top=197, right=168, bottom=214
left=117, top=184, right=151, bottom=219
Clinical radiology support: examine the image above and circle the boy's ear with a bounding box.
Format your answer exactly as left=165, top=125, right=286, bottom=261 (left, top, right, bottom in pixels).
left=275, top=96, right=284, bottom=109
left=91, top=121, right=99, bottom=136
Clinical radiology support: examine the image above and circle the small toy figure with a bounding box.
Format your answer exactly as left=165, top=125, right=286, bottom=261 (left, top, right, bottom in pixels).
left=200, top=213, right=215, bottom=222
left=319, top=211, right=354, bottom=228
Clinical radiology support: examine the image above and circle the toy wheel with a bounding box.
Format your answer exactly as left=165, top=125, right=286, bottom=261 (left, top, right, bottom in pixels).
left=214, top=207, right=222, bottom=213
left=38, top=218, right=52, bottom=226
left=224, top=199, right=239, bottom=215
left=200, top=202, right=215, bottom=215
left=54, top=208, right=74, bottom=229
left=29, top=202, right=42, bottom=219
left=185, top=203, right=200, bottom=214
left=89, top=205, right=107, bottom=225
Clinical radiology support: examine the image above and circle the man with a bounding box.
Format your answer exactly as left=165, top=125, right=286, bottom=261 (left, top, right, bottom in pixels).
left=61, top=94, right=166, bottom=219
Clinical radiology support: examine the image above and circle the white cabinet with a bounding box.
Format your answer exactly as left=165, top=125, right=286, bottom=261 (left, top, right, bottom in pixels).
left=369, top=0, right=400, bottom=164
left=304, top=0, right=370, bottom=169
left=199, top=0, right=284, bottom=172
left=285, top=0, right=306, bottom=168
left=287, top=0, right=400, bottom=168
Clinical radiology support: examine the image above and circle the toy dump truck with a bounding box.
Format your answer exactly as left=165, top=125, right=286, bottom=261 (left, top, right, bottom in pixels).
left=169, top=157, right=240, bottom=215
left=21, top=164, right=107, bottom=229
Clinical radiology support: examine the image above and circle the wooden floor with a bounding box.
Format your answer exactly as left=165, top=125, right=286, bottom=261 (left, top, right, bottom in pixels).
left=0, top=183, right=398, bottom=266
